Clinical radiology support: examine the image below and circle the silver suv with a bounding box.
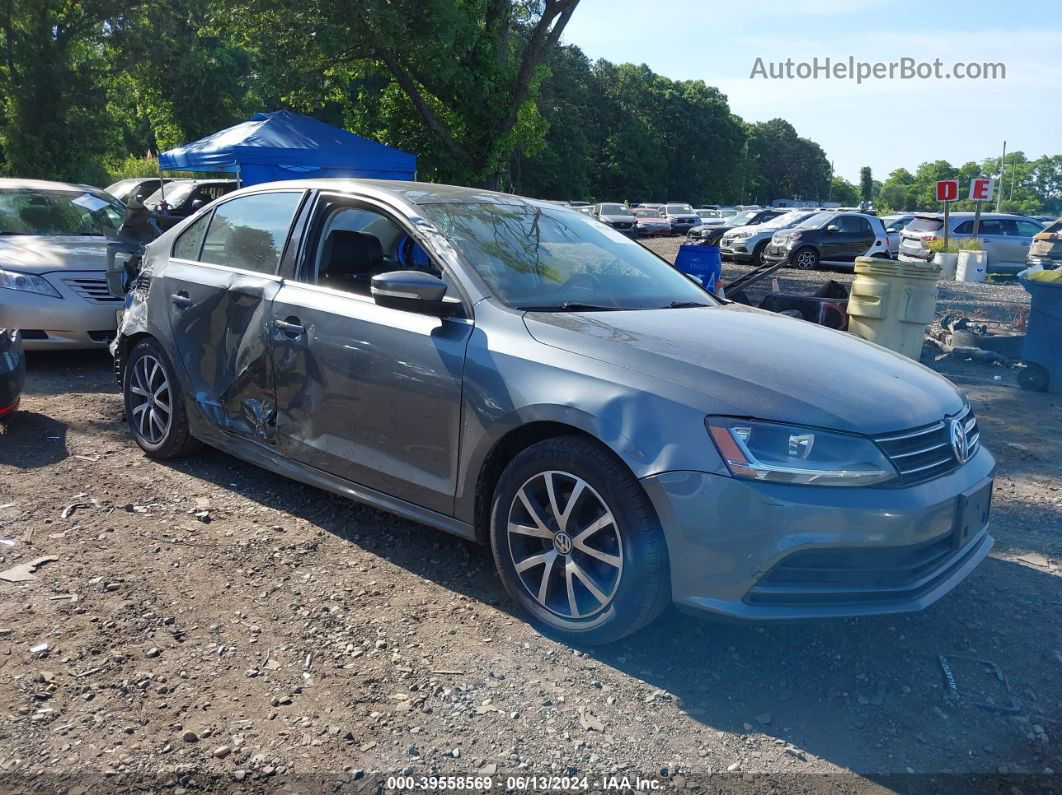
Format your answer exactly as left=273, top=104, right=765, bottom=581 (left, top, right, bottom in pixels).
left=899, top=213, right=1044, bottom=274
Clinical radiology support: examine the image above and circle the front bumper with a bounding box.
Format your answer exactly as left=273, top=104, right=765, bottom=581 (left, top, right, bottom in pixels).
left=0, top=271, right=121, bottom=351
left=0, top=336, right=25, bottom=415
left=641, top=446, right=996, bottom=620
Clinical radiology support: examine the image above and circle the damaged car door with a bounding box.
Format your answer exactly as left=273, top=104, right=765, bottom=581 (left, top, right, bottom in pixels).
left=163, top=190, right=306, bottom=440
left=268, top=195, right=472, bottom=514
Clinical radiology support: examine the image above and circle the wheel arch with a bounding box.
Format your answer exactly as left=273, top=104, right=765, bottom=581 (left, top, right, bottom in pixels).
left=471, top=420, right=642, bottom=544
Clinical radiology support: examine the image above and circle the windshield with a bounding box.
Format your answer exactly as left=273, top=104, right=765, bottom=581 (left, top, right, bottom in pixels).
left=764, top=211, right=809, bottom=228
left=0, top=188, right=124, bottom=236
left=144, top=183, right=195, bottom=210
left=726, top=210, right=760, bottom=227
left=633, top=209, right=662, bottom=218
left=666, top=203, right=693, bottom=213
left=600, top=204, right=630, bottom=215
left=795, top=211, right=836, bottom=230
left=420, top=202, right=717, bottom=311
left=697, top=210, right=721, bottom=218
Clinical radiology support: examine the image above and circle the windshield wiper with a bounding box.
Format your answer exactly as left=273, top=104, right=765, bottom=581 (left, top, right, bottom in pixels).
left=519, top=302, right=625, bottom=312
left=663, top=300, right=712, bottom=309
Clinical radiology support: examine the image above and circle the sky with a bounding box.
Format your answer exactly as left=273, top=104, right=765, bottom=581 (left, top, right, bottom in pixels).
left=561, top=0, right=1062, bottom=184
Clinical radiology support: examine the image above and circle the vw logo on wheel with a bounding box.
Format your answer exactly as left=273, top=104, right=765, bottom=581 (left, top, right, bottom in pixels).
left=949, top=418, right=969, bottom=463
left=553, top=532, right=574, bottom=556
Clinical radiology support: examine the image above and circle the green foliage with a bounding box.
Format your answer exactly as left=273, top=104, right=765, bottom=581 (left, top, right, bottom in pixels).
left=957, top=237, right=985, bottom=251
left=927, top=238, right=959, bottom=254
left=859, top=166, right=873, bottom=205
left=829, top=176, right=859, bottom=206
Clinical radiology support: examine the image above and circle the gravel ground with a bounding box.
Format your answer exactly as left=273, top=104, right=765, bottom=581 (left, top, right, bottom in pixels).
left=0, top=269, right=1059, bottom=791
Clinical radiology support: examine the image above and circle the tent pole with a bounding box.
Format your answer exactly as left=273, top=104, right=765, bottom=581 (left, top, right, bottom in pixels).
left=157, top=156, right=167, bottom=206
left=236, top=163, right=242, bottom=190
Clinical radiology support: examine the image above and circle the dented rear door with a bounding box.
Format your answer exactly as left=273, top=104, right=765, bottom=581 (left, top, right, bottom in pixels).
left=163, top=190, right=306, bottom=441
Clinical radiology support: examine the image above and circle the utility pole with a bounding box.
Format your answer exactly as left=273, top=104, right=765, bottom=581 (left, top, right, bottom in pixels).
left=827, top=161, right=834, bottom=202
left=995, top=140, right=1006, bottom=213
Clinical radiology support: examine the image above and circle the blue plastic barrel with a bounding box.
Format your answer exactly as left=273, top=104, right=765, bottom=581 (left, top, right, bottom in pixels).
left=1018, top=276, right=1062, bottom=394
left=674, top=244, right=722, bottom=292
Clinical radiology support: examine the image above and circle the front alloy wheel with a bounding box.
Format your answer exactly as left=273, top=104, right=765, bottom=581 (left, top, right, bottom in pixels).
left=792, top=247, right=819, bottom=270
left=507, top=470, right=623, bottom=620
left=490, top=436, right=670, bottom=645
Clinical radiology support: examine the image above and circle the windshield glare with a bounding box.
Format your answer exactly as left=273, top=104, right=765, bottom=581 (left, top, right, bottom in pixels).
left=727, top=210, right=759, bottom=226
left=0, top=189, right=125, bottom=236
left=796, top=211, right=835, bottom=229
left=420, top=202, right=716, bottom=311
left=765, top=211, right=809, bottom=228
left=634, top=209, right=662, bottom=218
left=144, top=183, right=194, bottom=209
left=600, top=204, right=630, bottom=215
left=666, top=203, right=693, bottom=213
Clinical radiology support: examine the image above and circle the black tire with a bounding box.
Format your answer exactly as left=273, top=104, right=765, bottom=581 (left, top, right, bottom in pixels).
left=751, top=240, right=769, bottom=267
left=791, top=246, right=819, bottom=270
left=489, top=436, right=670, bottom=646
left=951, top=329, right=1026, bottom=358
left=1018, top=363, right=1049, bottom=392
left=123, top=338, right=203, bottom=459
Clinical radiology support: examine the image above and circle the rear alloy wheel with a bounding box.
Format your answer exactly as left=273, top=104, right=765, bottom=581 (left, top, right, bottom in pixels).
left=792, top=246, right=819, bottom=270
left=123, top=339, right=202, bottom=459
left=490, top=436, right=670, bottom=645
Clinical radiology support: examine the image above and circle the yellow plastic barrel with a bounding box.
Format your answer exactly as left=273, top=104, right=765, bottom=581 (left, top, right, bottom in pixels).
left=847, top=257, right=941, bottom=359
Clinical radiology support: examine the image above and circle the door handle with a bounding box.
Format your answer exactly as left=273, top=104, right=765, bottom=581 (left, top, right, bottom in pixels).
left=170, top=292, right=192, bottom=308
left=274, top=318, right=305, bottom=337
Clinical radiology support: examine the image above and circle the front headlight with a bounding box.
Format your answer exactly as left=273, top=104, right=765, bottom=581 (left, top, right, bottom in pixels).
left=707, top=417, right=897, bottom=487
left=0, top=267, right=62, bottom=299
left=732, top=231, right=752, bottom=239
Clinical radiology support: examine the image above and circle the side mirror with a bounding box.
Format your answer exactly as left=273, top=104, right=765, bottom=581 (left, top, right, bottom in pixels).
left=188, top=199, right=205, bottom=212
left=371, top=271, right=459, bottom=317
left=826, top=224, right=839, bottom=233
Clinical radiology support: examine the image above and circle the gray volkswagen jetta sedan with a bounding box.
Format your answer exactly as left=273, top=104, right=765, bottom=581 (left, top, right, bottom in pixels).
left=111, top=180, right=995, bottom=645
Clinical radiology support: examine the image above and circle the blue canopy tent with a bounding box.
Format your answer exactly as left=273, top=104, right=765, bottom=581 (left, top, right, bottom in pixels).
left=158, top=110, right=416, bottom=186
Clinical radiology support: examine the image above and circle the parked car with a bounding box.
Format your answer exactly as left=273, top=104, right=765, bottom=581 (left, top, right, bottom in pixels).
left=0, top=328, right=25, bottom=417
left=142, top=179, right=237, bottom=218
left=632, top=208, right=671, bottom=237
left=694, top=209, right=729, bottom=228
left=898, top=213, right=1045, bottom=274
left=662, top=203, right=700, bottom=235
left=591, top=203, right=637, bottom=236
left=104, top=178, right=173, bottom=205
left=111, top=178, right=995, bottom=645
left=687, top=207, right=789, bottom=245
left=763, top=211, right=890, bottom=270
left=881, top=213, right=915, bottom=257
left=0, top=178, right=127, bottom=349
left=719, top=209, right=820, bottom=266
left=1028, top=216, right=1062, bottom=268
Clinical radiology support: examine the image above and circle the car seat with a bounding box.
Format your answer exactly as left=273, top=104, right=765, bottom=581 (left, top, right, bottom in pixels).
left=318, top=230, right=384, bottom=294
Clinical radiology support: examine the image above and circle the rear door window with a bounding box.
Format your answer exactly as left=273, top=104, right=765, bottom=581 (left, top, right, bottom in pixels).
left=200, top=191, right=304, bottom=275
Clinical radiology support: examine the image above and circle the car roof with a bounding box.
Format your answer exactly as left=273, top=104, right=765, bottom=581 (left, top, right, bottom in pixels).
left=0, top=177, right=109, bottom=194
left=913, top=211, right=1041, bottom=221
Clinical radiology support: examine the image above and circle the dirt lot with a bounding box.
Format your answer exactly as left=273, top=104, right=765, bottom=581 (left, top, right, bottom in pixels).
left=0, top=252, right=1060, bottom=791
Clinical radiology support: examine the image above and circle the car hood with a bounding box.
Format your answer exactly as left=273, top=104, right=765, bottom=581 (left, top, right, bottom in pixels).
left=667, top=214, right=698, bottom=221
left=600, top=214, right=636, bottom=223
left=0, top=236, right=110, bottom=273
left=524, top=304, right=964, bottom=435
left=723, top=224, right=777, bottom=237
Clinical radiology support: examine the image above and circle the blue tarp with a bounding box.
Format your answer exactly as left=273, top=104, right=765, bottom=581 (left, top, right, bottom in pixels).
left=158, top=110, right=416, bottom=186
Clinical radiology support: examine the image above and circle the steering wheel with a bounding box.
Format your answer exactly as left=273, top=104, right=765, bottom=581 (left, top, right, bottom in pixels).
left=561, top=272, right=602, bottom=292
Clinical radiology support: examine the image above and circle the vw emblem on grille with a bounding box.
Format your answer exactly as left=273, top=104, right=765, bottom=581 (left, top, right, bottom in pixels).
left=949, top=418, right=969, bottom=463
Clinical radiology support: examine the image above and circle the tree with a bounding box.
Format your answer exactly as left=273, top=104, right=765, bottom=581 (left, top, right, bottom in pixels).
left=226, top=0, right=579, bottom=187
left=0, top=0, right=138, bottom=182
left=859, top=166, right=873, bottom=206
left=829, top=176, right=859, bottom=206
left=744, top=119, right=830, bottom=203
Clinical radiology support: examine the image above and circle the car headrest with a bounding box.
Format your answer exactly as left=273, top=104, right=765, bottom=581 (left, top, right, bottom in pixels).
left=321, top=230, right=383, bottom=277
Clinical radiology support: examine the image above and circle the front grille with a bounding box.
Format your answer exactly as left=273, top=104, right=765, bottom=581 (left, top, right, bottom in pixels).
left=874, top=405, right=979, bottom=486
left=62, top=276, right=122, bottom=303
